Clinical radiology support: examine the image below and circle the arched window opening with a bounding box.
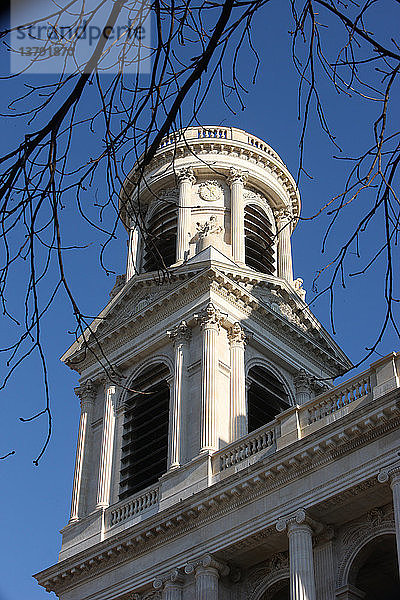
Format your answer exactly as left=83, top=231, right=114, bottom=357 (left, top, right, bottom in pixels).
left=247, top=365, right=290, bottom=432
left=349, top=535, right=399, bottom=600
left=119, top=363, right=170, bottom=500
left=260, top=580, right=290, bottom=600
left=142, top=203, right=177, bottom=272
left=244, top=204, right=275, bottom=275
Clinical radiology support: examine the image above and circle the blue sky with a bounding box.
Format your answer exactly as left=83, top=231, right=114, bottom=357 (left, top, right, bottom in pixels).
left=0, top=2, right=399, bottom=599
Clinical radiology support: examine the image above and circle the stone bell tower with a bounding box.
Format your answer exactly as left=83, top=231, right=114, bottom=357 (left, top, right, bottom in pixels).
left=36, top=128, right=400, bottom=600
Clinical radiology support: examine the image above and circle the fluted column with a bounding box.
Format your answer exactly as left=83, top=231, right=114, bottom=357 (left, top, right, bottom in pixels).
left=294, top=369, right=314, bottom=405
left=126, top=222, right=141, bottom=281
left=167, top=321, right=192, bottom=469
left=313, top=528, right=335, bottom=600
left=96, top=380, right=118, bottom=509
left=69, top=380, right=96, bottom=522
left=196, top=303, right=226, bottom=452
left=378, top=459, right=400, bottom=575
left=154, top=569, right=184, bottom=600
left=228, top=167, right=248, bottom=264
left=275, top=207, right=294, bottom=285
left=185, top=555, right=229, bottom=600
left=176, top=167, right=195, bottom=264
left=228, top=322, right=247, bottom=440
left=276, top=509, right=318, bottom=600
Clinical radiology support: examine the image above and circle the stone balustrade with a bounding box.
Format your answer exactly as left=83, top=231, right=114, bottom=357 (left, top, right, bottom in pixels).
left=214, top=421, right=276, bottom=472
left=107, top=484, right=159, bottom=528
left=157, top=127, right=283, bottom=162
left=306, top=372, right=371, bottom=425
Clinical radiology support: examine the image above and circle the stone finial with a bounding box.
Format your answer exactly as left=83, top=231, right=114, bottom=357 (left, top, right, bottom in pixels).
left=227, top=322, right=247, bottom=347
left=227, top=167, right=248, bottom=185
left=167, top=320, right=192, bottom=344
left=177, top=166, right=196, bottom=185
left=195, top=303, right=227, bottom=331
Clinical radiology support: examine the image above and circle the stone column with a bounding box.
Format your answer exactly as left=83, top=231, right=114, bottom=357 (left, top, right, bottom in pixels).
left=154, top=569, right=184, bottom=600
left=228, top=322, right=247, bottom=440
left=228, top=167, right=248, bottom=264
left=294, top=369, right=314, bottom=405
left=126, top=222, right=141, bottom=281
left=96, top=379, right=119, bottom=509
left=275, top=207, right=294, bottom=285
left=185, top=555, right=229, bottom=600
left=176, top=167, right=195, bottom=264
left=196, top=303, right=226, bottom=453
left=69, top=380, right=96, bottom=522
left=378, top=459, right=400, bottom=576
left=313, top=528, right=336, bottom=600
left=276, top=509, right=318, bottom=600
left=167, top=321, right=192, bottom=469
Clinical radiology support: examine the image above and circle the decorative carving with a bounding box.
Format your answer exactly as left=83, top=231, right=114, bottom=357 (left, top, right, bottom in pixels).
left=335, top=504, right=395, bottom=587
left=177, top=166, right=196, bottom=185
left=199, top=180, right=224, bottom=202
left=157, top=187, right=179, bottom=201
left=274, top=206, right=293, bottom=223
left=195, top=302, right=227, bottom=331
left=227, top=322, right=247, bottom=346
left=194, top=215, right=223, bottom=240
left=246, top=552, right=290, bottom=600
left=377, top=455, right=400, bottom=484
left=74, top=379, right=96, bottom=407
left=185, top=554, right=229, bottom=577
left=167, top=320, right=192, bottom=344
left=227, top=166, right=249, bottom=185
left=153, top=568, right=184, bottom=589
left=276, top=508, right=322, bottom=534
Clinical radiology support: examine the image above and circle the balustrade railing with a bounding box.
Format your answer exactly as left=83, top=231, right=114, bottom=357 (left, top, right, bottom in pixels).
left=214, top=422, right=276, bottom=473
left=306, top=373, right=371, bottom=425
left=107, top=484, right=159, bottom=528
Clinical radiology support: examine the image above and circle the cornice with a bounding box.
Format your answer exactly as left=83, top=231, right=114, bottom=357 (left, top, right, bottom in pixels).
left=63, top=264, right=350, bottom=377
left=34, top=390, right=400, bottom=595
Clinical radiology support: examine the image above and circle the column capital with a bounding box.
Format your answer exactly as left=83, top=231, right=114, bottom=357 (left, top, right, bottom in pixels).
left=167, top=320, right=192, bottom=344
left=274, top=206, right=293, bottom=224
left=177, top=166, right=196, bottom=185
left=227, top=167, right=248, bottom=186
left=378, top=455, right=400, bottom=485
left=195, top=303, right=227, bottom=331
left=276, top=508, right=322, bottom=534
left=74, top=379, right=96, bottom=408
left=294, top=369, right=314, bottom=394
left=153, top=568, right=184, bottom=590
left=185, top=554, right=229, bottom=577
left=227, top=322, right=247, bottom=347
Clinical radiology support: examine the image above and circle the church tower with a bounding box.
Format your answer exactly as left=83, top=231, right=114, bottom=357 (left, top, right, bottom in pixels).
left=35, top=128, right=400, bottom=600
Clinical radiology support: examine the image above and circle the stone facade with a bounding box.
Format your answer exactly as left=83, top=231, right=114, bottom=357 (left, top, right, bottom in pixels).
left=34, top=127, right=400, bottom=600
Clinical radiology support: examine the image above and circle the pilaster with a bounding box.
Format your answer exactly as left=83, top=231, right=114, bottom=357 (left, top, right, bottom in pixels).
left=275, top=207, right=294, bottom=285
left=294, top=369, right=314, bottom=405
left=195, top=304, right=227, bottom=452
left=185, top=555, right=229, bottom=600
left=70, top=380, right=96, bottom=522
left=96, top=378, right=120, bottom=510
left=176, top=167, right=195, bottom=264
left=378, top=457, right=400, bottom=576
left=154, top=568, right=184, bottom=600
left=167, top=320, right=192, bottom=469
left=227, top=322, right=247, bottom=441
left=126, top=222, right=141, bottom=281
left=227, top=167, right=248, bottom=264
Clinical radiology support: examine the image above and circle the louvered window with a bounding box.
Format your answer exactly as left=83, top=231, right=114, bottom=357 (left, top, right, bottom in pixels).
left=247, top=365, right=290, bottom=432
left=244, top=204, right=275, bottom=274
left=142, top=203, right=177, bottom=272
left=119, top=363, right=170, bottom=500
